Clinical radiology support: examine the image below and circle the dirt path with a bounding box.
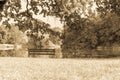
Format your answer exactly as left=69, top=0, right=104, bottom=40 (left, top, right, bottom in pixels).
left=0, top=57, right=120, bottom=80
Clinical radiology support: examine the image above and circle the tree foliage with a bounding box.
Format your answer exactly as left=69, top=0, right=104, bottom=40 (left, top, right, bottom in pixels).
left=25, top=19, right=62, bottom=49
left=95, top=0, right=120, bottom=17
left=0, top=24, right=28, bottom=56
left=0, top=0, right=62, bottom=49
left=1, top=0, right=120, bottom=57
left=60, top=0, right=120, bottom=57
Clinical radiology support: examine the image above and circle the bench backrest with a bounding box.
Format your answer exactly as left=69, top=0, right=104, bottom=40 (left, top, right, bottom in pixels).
left=28, top=49, right=55, bottom=56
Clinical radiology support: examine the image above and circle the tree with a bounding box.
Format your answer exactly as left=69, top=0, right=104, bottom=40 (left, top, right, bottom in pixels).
left=96, top=13, right=120, bottom=46
left=95, top=0, right=120, bottom=17
left=94, top=0, right=120, bottom=46
left=0, top=0, right=61, bottom=50
left=0, top=24, right=28, bottom=57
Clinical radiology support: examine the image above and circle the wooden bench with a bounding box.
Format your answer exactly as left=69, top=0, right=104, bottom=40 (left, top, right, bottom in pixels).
left=28, top=49, right=55, bottom=57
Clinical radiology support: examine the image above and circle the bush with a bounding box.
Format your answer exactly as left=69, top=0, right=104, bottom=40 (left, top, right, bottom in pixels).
left=0, top=24, right=28, bottom=57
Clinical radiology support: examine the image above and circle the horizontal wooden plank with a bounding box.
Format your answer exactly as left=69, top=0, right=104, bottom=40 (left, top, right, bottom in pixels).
left=28, top=49, right=55, bottom=52
left=29, top=52, right=55, bottom=55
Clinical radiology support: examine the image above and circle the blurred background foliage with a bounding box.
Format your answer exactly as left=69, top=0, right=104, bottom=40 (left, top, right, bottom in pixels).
left=0, top=0, right=120, bottom=58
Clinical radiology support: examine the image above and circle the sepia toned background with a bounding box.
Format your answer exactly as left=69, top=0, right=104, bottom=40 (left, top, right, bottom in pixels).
left=0, top=0, right=120, bottom=80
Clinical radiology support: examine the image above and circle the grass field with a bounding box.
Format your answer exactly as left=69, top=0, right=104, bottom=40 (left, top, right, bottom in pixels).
left=0, top=57, right=120, bottom=80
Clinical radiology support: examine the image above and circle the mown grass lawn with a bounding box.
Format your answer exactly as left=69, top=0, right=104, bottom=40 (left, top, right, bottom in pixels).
left=0, top=57, right=120, bottom=80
